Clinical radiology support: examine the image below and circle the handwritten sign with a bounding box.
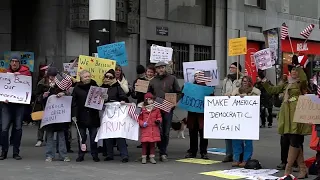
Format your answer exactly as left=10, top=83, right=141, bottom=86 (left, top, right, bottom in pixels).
left=85, top=86, right=108, bottom=110
left=228, top=37, right=247, bottom=56
left=150, top=45, right=173, bottom=64
left=4, top=51, right=35, bottom=72
left=204, top=96, right=260, bottom=140
left=0, top=60, right=7, bottom=73
left=97, top=42, right=128, bottom=66
left=95, top=102, right=139, bottom=141
left=293, top=95, right=320, bottom=124
left=63, top=63, right=77, bottom=77
left=76, top=55, right=116, bottom=85
left=183, top=60, right=219, bottom=86
left=253, top=48, right=273, bottom=70
left=0, top=73, right=32, bottom=104
left=40, top=95, right=72, bottom=128
left=165, top=93, right=177, bottom=106
left=135, top=79, right=149, bottom=93
left=178, top=83, right=214, bottom=113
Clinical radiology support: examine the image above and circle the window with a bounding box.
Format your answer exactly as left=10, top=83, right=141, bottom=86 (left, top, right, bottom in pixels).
left=172, top=43, right=189, bottom=78
left=194, top=45, right=211, bottom=61
left=244, top=0, right=266, bottom=9
left=146, top=41, right=166, bottom=65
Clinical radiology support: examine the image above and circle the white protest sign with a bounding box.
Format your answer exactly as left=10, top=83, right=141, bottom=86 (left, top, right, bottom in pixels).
left=253, top=48, right=273, bottom=70
left=204, top=96, right=260, bottom=140
left=183, top=60, right=219, bottom=86
left=40, top=95, right=72, bottom=128
left=95, top=102, right=139, bottom=141
left=0, top=73, right=32, bottom=104
left=85, top=86, right=108, bottom=110
left=150, top=45, right=173, bottom=64
left=63, top=63, right=77, bottom=77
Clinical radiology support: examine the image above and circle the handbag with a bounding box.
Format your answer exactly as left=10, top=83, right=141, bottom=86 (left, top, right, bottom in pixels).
left=31, top=96, right=45, bottom=121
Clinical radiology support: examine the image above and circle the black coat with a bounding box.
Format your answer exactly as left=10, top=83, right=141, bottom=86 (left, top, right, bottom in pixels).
left=131, top=77, right=148, bottom=104
left=100, top=82, right=129, bottom=103
left=254, top=81, right=274, bottom=108
left=71, top=80, right=100, bottom=128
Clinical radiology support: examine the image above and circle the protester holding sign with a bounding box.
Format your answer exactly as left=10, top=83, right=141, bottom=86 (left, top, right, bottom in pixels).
left=115, top=65, right=130, bottom=96
left=230, top=76, right=260, bottom=168
left=0, top=54, right=31, bottom=160
left=71, top=70, right=100, bottom=162
left=261, top=62, right=310, bottom=178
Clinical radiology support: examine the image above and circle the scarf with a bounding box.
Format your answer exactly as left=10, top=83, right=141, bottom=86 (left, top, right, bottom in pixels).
left=239, top=85, right=253, bottom=95
left=145, top=76, right=154, bottom=81
left=104, top=79, right=117, bottom=86
left=227, top=73, right=237, bottom=82
left=283, top=77, right=299, bottom=103
left=145, top=104, right=154, bottom=112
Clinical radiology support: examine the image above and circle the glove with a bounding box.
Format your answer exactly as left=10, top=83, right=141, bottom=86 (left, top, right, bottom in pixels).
left=143, top=122, right=148, bottom=128
left=155, top=120, right=160, bottom=125
left=72, top=117, right=77, bottom=122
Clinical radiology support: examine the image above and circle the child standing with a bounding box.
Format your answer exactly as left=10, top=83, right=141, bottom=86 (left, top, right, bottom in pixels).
left=138, top=93, right=162, bottom=164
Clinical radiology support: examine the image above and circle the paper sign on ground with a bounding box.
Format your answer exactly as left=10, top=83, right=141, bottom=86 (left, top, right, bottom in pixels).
left=95, top=102, right=139, bottom=141
left=4, top=51, right=35, bottom=72
left=63, top=63, right=77, bottom=77
left=165, top=93, right=177, bottom=106
left=253, top=48, right=273, bottom=70
left=293, top=95, right=320, bottom=124
left=150, top=45, right=173, bottom=64
left=201, top=169, right=278, bottom=180
left=0, top=73, right=32, bottom=104
left=85, top=86, right=108, bottom=110
left=200, top=171, right=244, bottom=179
left=135, top=79, right=149, bottom=93
left=97, top=42, right=128, bottom=66
left=183, top=60, right=219, bottom=86
left=204, top=96, right=260, bottom=140
left=228, top=37, right=247, bottom=56
left=176, top=158, right=221, bottom=165
left=40, top=95, right=72, bottom=128
left=76, top=55, right=116, bottom=85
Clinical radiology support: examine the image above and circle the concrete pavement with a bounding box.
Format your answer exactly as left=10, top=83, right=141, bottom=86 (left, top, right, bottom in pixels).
left=0, top=124, right=316, bottom=180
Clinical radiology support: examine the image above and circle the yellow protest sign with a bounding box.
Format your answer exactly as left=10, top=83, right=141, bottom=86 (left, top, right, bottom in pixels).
left=76, top=55, right=116, bottom=85
left=228, top=37, right=247, bottom=56
left=176, top=158, right=221, bottom=165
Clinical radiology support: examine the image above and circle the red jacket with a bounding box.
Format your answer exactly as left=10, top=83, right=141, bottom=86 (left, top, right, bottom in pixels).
left=138, top=107, right=162, bottom=143
left=6, top=65, right=31, bottom=76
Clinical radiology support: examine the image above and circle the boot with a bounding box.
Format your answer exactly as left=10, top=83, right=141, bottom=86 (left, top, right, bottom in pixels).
left=141, top=155, right=147, bottom=164
left=149, top=154, right=157, bottom=164
left=284, top=146, right=300, bottom=175
left=0, top=151, right=7, bottom=160
left=297, top=148, right=308, bottom=179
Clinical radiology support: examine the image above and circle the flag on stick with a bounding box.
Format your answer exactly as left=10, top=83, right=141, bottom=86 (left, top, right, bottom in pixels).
left=281, top=23, right=289, bottom=40
left=197, top=71, right=212, bottom=83
left=128, top=104, right=142, bottom=121
left=300, top=24, right=315, bottom=39
left=154, top=97, right=173, bottom=113
left=54, top=73, right=73, bottom=90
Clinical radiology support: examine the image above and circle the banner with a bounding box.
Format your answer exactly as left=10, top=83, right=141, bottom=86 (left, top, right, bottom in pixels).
left=95, top=102, right=139, bottom=141
left=293, top=94, right=320, bottom=124
left=0, top=73, right=32, bottom=104
left=253, top=48, right=273, bottom=70
left=63, top=63, right=77, bottom=77
left=183, top=60, right=219, bottom=86
left=4, top=51, right=35, bottom=72
left=204, top=96, right=260, bottom=140
left=97, top=42, right=128, bottom=66
left=76, top=55, right=116, bottom=85
left=40, top=95, right=72, bottom=128
left=178, top=83, right=214, bottom=113
left=149, top=45, right=173, bottom=64
left=85, top=86, right=108, bottom=110
left=228, top=37, right=247, bottom=56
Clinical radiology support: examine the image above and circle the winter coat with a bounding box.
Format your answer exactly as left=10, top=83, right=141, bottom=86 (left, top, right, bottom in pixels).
left=6, top=65, right=31, bottom=76
left=118, top=77, right=130, bottom=94
left=100, top=82, right=129, bottom=103
left=262, top=67, right=311, bottom=135
left=138, top=106, right=162, bottom=142
left=254, top=80, right=274, bottom=108
left=149, top=73, right=181, bottom=99
left=132, top=76, right=149, bottom=104
left=221, top=73, right=243, bottom=95
left=231, top=87, right=261, bottom=96
left=71, top=80, right=100, bottom=128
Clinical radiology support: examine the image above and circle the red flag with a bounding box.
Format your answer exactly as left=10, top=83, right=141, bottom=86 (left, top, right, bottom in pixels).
left=197, top=71, right=212, bottom=83
left=128, top=104, right=141, bottom=121
left=281, top=23, right=289, bottom=40
left=154, top=97, right=173, bottom=113
left=300, top=24, right=315, bottom=39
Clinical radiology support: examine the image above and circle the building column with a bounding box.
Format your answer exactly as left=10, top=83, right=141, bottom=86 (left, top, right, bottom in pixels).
left=89, top=0, right=116, bottom=56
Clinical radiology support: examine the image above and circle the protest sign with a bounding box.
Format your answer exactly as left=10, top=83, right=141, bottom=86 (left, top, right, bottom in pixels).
left=150, top=45, right=173, bottom=64
left=97, top=42, right=128, bottom=66
left=4, top=51, right=35, bottom=72
left=40, top=95, right=72, bottom=128
left=204, top=96, right=260, bottom=140
left=85, top=86, right=108, bottom=110
left=253, top=48, right=273, bottom=70
left=178, top=83, right=214, bottom=113
left=165, top=93, right=177, bottom=106
left=0, top=60, right=7, bottom=73
left=63, top=63, right=77, bottom=77
left=183, top=60, right=219, bottom=86
left=135, top=79, right=149, bottom=93
left=0, top=73, right=32, bottom=104
left=293, top=95, right=320, bottom=124
left=95, top=102, right=139, bottom=141
left=76, top=55, right=116, bottom=85
left=228, top=37, right=247, bottom=56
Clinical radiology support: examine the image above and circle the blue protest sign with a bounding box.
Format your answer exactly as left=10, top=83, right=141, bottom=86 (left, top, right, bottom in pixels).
left=3, top=51, right=35, bottom=72
left=97, top=42, right=128, bottom=66
left=178, top=83, right=214, bottom=113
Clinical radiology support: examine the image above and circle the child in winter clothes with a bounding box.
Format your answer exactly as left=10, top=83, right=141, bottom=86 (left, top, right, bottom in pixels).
left=138, top=93, right=162, bottom=164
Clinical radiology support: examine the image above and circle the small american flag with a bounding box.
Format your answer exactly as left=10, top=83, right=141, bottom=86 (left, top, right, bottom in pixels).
left=154, top=97, right=173, bottom=113
left=197, top=71, right=212, bottom=83
left=54, top=73, right=73, bottom=90
left=128, top=104, right=142, bottom=121
left=300, top=24, right=315, bottom=39
left=317, top=85, right=320, bottom=98
left=281, top=23, right=289, bottom=40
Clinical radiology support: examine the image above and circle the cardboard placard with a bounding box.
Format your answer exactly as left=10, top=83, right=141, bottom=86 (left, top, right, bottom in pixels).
left=135, top=79, right=149, bottom=93
left=165, top=93, right=177, bottom=106
left=293, top=95, right=320, bottom=124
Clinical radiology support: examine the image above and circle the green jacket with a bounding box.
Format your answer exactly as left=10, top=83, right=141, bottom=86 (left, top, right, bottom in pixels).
left=262, top=67, right=311, bottom=135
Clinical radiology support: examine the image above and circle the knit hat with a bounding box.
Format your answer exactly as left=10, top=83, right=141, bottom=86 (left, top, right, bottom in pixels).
left=144, top=92, right=154, bottom=100
left=10, top=53, right=21, bottom=61
left=231, top=62, right=242, bottom=72
left=46, top=67, right=58, bottom=76
left=105, top=69, right=116, bottom=77
left=136, top=65, right=146, bottom=75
